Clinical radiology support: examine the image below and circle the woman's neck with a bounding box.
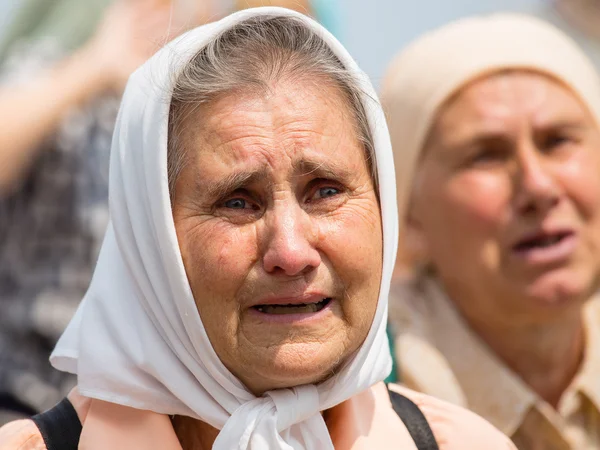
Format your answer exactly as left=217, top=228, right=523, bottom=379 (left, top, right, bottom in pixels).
left=458, top=300, right=585, bottom=408
left=556, top=0, right=600, bottom=40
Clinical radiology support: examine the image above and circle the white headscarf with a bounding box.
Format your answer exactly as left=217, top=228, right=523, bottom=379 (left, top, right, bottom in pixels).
left=51, top=7, right=397, bottom=450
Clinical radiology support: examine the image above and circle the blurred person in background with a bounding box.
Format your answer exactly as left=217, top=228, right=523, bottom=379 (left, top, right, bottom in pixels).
left=0, top=0, right=329, bottom=61
left=382, top=14, right=600, bottom=450
left=0, top=0, right=214, bottom=423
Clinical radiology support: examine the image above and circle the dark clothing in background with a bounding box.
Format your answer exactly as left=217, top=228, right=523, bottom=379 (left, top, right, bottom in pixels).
left=0, top=39, right=116, bottom=418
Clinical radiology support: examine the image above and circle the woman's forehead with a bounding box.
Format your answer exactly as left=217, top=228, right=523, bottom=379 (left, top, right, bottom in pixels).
left=199, top=81, right=352, bottom=134
left=429, top=71, right=593, bottom=144
left=181, top=82, right=364, bottom=164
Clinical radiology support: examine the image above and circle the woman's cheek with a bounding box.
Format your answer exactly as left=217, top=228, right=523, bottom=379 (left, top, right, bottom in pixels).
left=210, top=225, right=259, bottom=274
left=445, top=173, right=511, bottom=227
left=329, top=196, right=382, bottom=231
left=183, top=220, right=258, bottom=286
left=317, top=202, right=383, bottom=277
left=560, top=156, right=600, bottom=220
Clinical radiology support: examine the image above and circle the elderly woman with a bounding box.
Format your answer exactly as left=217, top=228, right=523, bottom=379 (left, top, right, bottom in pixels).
left=382, top=13, right=600, bottom=450
left=0, top=8, right=516, bottom=450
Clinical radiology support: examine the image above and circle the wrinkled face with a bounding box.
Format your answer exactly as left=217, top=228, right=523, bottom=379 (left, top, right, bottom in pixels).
left=171, top=78, right=382, bottom=395
left=411, top=72, right=600, bottom=326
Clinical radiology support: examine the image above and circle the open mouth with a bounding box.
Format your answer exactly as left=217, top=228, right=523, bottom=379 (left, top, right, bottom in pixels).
left=513, top=231, right=574, bottom=252
left=253, top=298, right=332, bottom=315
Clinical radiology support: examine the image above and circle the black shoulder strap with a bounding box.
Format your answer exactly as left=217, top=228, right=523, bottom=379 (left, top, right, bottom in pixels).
left=387, top=386, right=439, bottom=450
left=31, top=398, right=82, bottom=450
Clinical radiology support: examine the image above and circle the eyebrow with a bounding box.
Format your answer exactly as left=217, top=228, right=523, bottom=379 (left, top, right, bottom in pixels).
left=444, top=119, right=589, bottom=149
left=292, top=158, right=354, bottom=180
left=534, top=120, right=588, bottom=133
left=197, top=158, right=355, bottom=200
left=198, top=169, right=270, bottom=200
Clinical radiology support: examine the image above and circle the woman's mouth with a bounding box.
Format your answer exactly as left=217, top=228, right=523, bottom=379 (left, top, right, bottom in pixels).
left=247, top=296, right=335, bottom=324
left=512, top=230, right=577, bottom=265
left=253, top=298, right=332, bottom=315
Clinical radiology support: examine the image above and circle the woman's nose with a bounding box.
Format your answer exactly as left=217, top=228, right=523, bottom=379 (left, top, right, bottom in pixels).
left=262, top=204, right=321, bottom=276
left=513, top=150, right=561, bottom=216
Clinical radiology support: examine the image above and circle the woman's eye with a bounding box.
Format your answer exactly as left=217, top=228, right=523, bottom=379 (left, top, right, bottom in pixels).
left=542, top=134, right=572, bottom=152
left=317, top=187, right=340, bottom=198
left=468, top=148, right=507, bottom=167
left=224, top=198, right=251, bottom=209
left=217, top=194, right=261, bottom=222
left=308, top=186, right=341, bottom=202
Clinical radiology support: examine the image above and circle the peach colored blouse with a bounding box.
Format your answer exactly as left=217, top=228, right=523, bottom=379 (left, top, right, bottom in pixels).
left=0, top=382, right=516, bottom=450
left=390, top=276, right=600, bottom=450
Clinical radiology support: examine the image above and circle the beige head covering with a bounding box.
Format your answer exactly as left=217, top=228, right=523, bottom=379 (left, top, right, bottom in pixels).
left=381, top=13, right=600, bottom=243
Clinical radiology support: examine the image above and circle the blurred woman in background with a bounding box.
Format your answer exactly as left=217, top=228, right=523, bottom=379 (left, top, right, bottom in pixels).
left=382, top=13, right=600, bottom=450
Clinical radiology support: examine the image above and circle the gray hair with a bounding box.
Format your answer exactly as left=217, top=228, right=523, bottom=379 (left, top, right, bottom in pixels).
left=167, top=15, right=376, bottom=197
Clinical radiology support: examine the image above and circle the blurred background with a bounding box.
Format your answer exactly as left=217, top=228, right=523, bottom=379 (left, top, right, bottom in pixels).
left=0, top=0, right=551, bottom=87
left=343, top=0, right=545, bottom=87
left=1, top=0, right=598, bottom=427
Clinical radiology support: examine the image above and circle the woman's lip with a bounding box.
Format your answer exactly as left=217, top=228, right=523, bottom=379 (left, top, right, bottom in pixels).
left=512, top=228, right=574, bottom=249
left=246, top=298, right=334, bottom=324
left=248, top=293, right=330, bottom=307
left=511, top=233, right=578, bottom=265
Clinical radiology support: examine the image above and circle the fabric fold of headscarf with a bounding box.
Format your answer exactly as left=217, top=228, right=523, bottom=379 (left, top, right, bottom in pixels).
left=50, top=7, right=397, bottom=450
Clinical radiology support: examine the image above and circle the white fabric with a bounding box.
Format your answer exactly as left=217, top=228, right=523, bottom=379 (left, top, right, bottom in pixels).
left=50, top=7, right=397, bottom=450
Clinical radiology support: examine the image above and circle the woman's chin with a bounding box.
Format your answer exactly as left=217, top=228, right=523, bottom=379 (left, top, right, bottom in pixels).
left=235, top=340, right=352, bottom=394
left=522, top=268, right=595, bottom=311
